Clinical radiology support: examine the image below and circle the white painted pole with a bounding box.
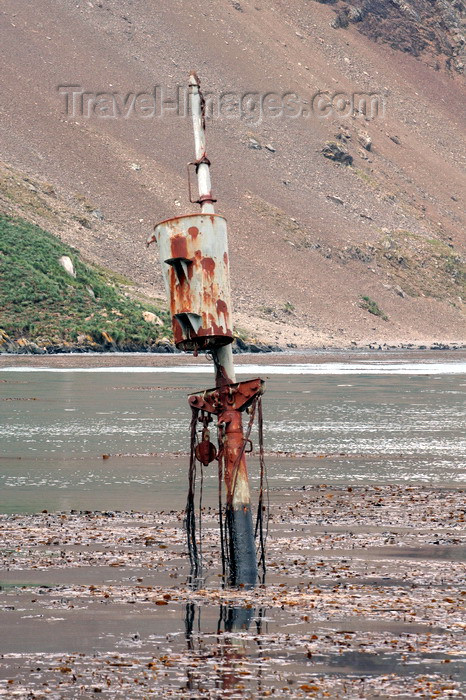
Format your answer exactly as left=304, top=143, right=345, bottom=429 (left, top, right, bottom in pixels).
left=188, top=71, right=235, bottom=385
left=188, top=72, right=215, bottom=216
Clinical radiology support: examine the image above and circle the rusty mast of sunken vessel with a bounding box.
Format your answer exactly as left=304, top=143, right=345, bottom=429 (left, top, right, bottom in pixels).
left=147, top=72, right=265, bottom=586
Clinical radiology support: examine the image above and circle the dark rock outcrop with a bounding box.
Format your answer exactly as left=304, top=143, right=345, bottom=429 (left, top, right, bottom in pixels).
left=325, top=0, right=465, bottom=72
left=322, top=142, right=354, bottom=165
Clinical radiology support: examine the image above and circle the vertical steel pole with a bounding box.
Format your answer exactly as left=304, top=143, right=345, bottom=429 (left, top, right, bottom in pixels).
left=218, top=404, right=258, bottom=585
left=188, top=72, right=215, bottom=216
left=188, top=72, right=236, bottom=387
left=188, top=72, right=257, bottom=586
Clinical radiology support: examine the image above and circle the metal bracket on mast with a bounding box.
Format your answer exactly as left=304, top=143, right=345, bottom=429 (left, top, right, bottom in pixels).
left=187, top=160, right=217, bottom=206
left=189, top=378, right=265, bottom=415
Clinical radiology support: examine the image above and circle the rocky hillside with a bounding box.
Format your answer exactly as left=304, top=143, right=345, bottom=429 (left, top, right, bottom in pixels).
left=0, top=0, right=464, bottom=348
left=322, top=0, right=465, bottom=73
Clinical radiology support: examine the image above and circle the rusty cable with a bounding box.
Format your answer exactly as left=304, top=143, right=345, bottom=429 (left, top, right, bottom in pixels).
left=217, top=421, right=227, bottom=586
left=186, top=406, right=201, bottom=585
left=198, top=460, right=204, bottom=574
left=196, top=411, right=212, bottom=576
left=255, top=395, right=269, bottom=583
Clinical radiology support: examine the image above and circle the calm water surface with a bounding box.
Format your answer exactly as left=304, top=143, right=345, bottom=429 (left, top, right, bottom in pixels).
left=1, top=361, right=465, bottom=513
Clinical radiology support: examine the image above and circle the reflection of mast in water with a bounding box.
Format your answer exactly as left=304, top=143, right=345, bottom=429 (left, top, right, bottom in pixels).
left=183, top=602, right=266, bottom=696
left=184, top=602, right=198, bottom=651
left=219, top=603, right=254, bottom=633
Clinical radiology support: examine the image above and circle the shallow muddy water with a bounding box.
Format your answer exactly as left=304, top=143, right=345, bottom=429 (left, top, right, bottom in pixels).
left=1, top=360, right=465, bottom=514
left=1, top=486, right=465, bottom=698
left=1, top=358, right=465, bottom=697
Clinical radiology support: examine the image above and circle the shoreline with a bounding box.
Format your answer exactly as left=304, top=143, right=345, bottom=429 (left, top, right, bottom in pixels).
left=1, top=346, right=466, bottom=369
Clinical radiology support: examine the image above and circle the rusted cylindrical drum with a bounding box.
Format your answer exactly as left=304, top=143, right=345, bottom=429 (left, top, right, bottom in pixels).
left=152, top=214, right=233, bottom=351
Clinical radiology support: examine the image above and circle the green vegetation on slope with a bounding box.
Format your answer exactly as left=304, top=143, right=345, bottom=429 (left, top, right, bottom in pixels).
left=359, top=295, right=388, bottom=321
left=0, top=214, right=171, bottom=349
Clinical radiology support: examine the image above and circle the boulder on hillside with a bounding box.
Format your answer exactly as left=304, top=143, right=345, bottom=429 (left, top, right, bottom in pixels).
left=59, top=255, right=76, bottom=278
left=357, top=130, right=372, bottom=151
left=321, top=142, right=353, bottom=165
left=142, top=311, right=163, bottom=325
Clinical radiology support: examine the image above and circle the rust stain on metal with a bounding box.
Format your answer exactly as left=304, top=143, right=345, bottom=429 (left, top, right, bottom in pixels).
left=170, top=235, right=189, bottom=259
left=201, top=257, right=215, bottom=275
left=216, top=299, right=228, bottom=315
left=173, top=320, right=184, bottom=346
left=151, top=214, right=234, bottom=351
left=208, top=318, right=227, bottom=336
left=188, top=379, right=264, bottom=414
left=219, top=407, right=250, bottom=507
